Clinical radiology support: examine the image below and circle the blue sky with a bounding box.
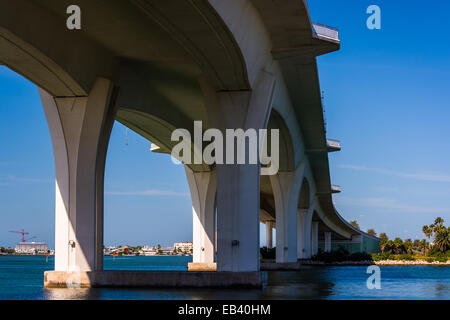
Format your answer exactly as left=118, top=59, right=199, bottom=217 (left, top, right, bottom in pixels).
left=1, top=1, right=450, bottom=248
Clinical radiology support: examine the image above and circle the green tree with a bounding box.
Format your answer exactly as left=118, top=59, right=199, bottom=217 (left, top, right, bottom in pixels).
left=393, top=237, right=404, bottom=254
left=419, top=239, right=428, bottom=254
left=380, top=239, right=388, bottom=253
left=350, top=220, right=360, bottom=230
left=434, top=227, right=450, bottom=253
left=393, top=237, right=403, bottom=247
left=433, top=217, right=445, bottom=232
left=404, top=239, right=413, bottom=253
left=382, top=240, right=395, bottom=254
left=379, top=232, right=388, bottom=241
left=423, top=225, right=432, bottom=240
left=367, top=229, right=377, bottom=236
left=422, top=217, right=449, bottom=253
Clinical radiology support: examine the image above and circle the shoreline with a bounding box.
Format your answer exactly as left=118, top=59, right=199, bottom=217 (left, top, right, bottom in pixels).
left=3, top=255, right=450, bottom=266
left=0, top=253, right=193, bottom=257
left=302, top=259, right=450, bottom=266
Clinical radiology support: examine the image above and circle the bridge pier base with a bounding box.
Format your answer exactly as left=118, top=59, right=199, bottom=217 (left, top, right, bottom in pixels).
left=44, top=270, right=267, bottom=288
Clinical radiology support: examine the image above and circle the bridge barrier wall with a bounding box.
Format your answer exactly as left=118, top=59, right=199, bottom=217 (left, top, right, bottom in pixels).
left=318, top=235, right=381, bottom=254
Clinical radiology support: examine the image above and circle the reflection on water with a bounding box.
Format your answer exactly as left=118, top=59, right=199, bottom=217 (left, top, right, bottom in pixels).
left=1, top=256, right=450, bottom=300
left=266, top=269, right=335, bottom=299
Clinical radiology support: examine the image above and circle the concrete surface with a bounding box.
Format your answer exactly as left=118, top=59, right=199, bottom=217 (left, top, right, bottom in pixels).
left=187, top=262, right=217, bottom=271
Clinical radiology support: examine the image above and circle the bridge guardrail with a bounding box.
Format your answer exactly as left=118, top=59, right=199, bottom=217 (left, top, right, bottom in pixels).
left=327, top=139, right=341, bottom=150
left=312, top=22, right=339, bottom=42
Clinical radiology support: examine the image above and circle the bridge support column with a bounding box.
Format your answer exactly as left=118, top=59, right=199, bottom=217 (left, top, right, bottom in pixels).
left=39, top=78, right=117, bottom=272
left=215, top=164, right=261, bottom=271
left=199, top=70, right=275, bottom=272
left=324, top=232, right=332, bottom=253
left=185, top=167, right=216, bottom=269
left=297, top=207, right=313, bottom=259
left=297, top=209, right=306, bottom=259
left=265, top=221, right=274, bottom=249
left=271, top=173, right=299, bottom=263
left=311, top=221, right=319, bottom=256
left=270, top=163, right=305, bottom=263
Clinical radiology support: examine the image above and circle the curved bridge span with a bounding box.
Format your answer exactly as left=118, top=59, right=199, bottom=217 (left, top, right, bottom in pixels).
left=0, top=0, right=380, bottom=287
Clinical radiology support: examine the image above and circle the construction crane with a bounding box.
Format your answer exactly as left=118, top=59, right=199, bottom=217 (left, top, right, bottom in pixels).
left=24, top=236, right=37, bottom=242
left=9, top=229, right=30, bottom=243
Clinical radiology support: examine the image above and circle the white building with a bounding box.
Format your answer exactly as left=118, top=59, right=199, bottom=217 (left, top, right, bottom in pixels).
left=140, top=246, right=157, bottom=256
left=104, top=246, right=117, bottom=255
left=161, top=247, right=175, bottom=255
left=174, top=241, right=193, bottom=253
left=15, top=242, right=48, bottom=254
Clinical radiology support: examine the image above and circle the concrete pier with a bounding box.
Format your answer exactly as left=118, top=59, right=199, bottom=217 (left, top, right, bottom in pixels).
left=44, top=270, right=267, bottom=288
left=187, top=262, right=217, bottom=271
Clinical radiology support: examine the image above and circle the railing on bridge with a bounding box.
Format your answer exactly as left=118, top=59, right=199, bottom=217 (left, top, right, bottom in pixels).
left=312, top=22, right=339, bottom=42
left=150, top=143, right=166, bottom=154
left=331, top=185, right=342, bottom=194
left=326, top=139, right=341, bottom=152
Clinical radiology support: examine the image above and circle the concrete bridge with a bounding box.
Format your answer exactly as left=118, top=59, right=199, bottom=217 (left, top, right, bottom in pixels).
left=0, top=0, right=379, bottom=287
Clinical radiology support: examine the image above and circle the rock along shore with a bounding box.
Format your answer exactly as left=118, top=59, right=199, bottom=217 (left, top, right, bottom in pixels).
left=374, top=259, right=450, bottom=266
left=301, top=259, right=450, bottom=266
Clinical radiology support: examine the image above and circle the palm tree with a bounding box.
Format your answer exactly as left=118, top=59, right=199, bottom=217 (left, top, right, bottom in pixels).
left=386, top=240, right=395, bottom=254
left=393, top=237, right=404, bottom=254
left=404, top=239, right=413, bottom=254
left=422, top=225, right=432, bottom=240
left=434, top=227, right=450, bottom=253
left=380, top=239, right=387, bottom=253
left=419, top=239, right=428, bottom=254
left=433, top=217, right=445, bottom=233
left=379, top=232, right=388, bottom=241
left=367, top=229, right=377, bottom=236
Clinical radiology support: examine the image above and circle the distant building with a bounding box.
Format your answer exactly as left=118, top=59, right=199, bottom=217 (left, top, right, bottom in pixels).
left=140, top=246, right=157, bottom=256
left=174, top=241, right=193, bottom=253
left=104, top=246, right=117, bottom=255
left=161, top=247, right=175, bottom=255
left=15, top=242, right=48, bottom=254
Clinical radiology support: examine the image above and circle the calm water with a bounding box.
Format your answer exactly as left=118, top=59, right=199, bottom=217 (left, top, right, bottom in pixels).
left=0, top=255, right=449, bottom=300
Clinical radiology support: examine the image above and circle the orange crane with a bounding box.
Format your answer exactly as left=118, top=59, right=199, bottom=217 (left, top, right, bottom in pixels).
left=9, top=229, right=30, bottom=243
